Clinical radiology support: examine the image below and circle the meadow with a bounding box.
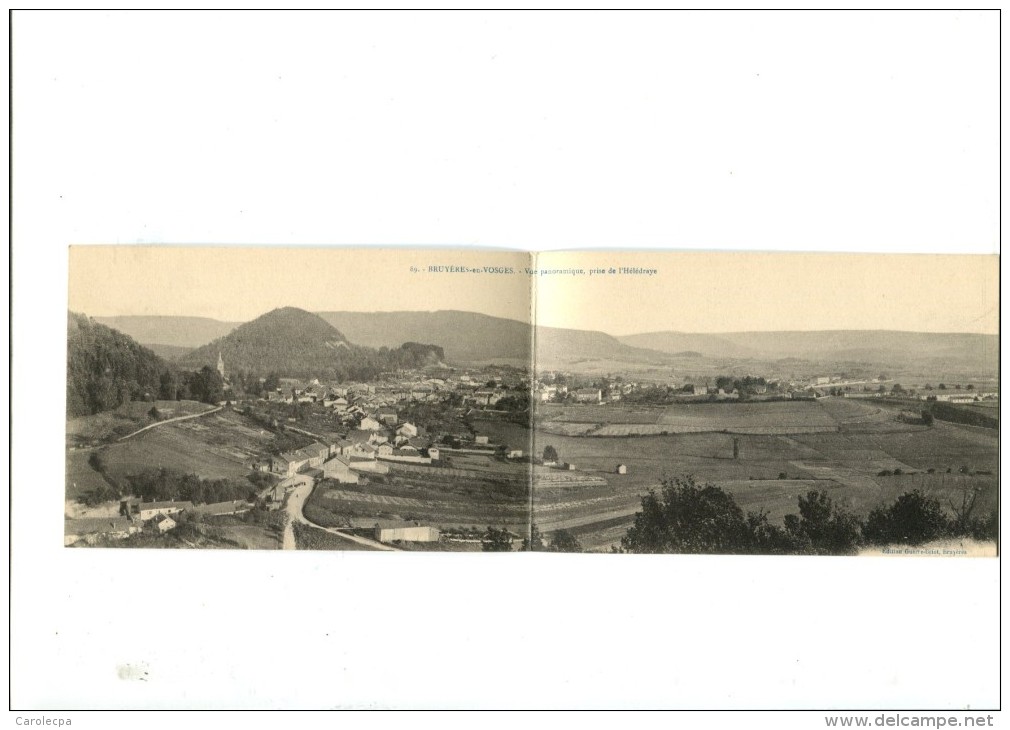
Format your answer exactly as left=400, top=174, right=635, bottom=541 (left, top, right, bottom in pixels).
left=480, top=397, right=999, bottom=551
left=91, top=410, right=291, bottom=487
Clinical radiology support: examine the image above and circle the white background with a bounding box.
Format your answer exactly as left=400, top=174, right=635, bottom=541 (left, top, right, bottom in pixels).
left=8, top=9, right=1002, bottom=721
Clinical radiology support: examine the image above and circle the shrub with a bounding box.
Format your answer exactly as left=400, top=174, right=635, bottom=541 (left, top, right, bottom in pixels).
left=863, top=491, right=949, bottom=546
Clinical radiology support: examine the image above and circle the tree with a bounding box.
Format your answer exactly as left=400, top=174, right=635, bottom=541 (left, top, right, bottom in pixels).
left=521, top=523, right=545, bottom=551
left=263, top=372, right=281, bottom=392
left=543, top=445, right=559, bottom=463
left=159, top=370, right=179, bottom=400
left=863, top=490, right=948, bottom=545
left=921, top=411, right=934, bottom=426
left=783, top=491, right=862, bottom=555
left=481, top=527, right=513, bottom=552
left=938, top=383, right=946, bottom=390
left=620, top=476, right=754, bottom=554
left=549, top=529, right=583, bottom=553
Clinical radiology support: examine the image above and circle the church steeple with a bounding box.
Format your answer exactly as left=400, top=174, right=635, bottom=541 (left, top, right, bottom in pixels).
left=217, top=351, right=226, bottom=380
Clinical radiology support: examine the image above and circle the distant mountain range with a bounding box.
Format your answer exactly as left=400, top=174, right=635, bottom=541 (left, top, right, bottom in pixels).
left=619, top=330, right=998, bottom=371
left=92, top=316, right=242, bottom=349
left=93, top=311, right=998, bottom=374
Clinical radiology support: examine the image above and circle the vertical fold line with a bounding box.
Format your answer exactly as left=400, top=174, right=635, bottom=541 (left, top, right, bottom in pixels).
left=527, top=250, right=537, bottom=550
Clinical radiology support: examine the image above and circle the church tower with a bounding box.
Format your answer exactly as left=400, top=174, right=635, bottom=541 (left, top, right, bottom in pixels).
left=217, top=351, right=226, bottom=380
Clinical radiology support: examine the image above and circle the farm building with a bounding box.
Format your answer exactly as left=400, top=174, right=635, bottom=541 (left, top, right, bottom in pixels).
left=134, top=500, right=193, bottom=521
left=64, top=517, right=139, bottom=546
left=373, top=523, right=441, bottom=543
left=153, top=514, right=177, bottom=533
left=322, top=456, right=360, bottom=484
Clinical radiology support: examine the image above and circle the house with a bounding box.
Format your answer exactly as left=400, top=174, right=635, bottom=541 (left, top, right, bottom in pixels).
left=376, top=445, right=431, bottom=464
left=359, top=416, right=383, bottom=431
left=616, top=464, right=628, bottom=475
left=153, top=514, right=177, bottom=533
left=396, top=422, right=418, bottom=438
left=333, top=438, right=354, bottom=456
left=64, top=517, right=139, bottom=546
left=472, top=389, right=503, bottom=406
left=427, top=446, right=440, bottom=461
left=299, top=442, right=330, bottom=465
left=272, top=452, right=312, bottom=477
left=574, top=388, right=602, bottom=403
left=373, top=523, right=441, bottom=543
left=135, top=500, right=194, bottom=521
left=949, top=395, right=977, bottom=404
left=377, top=443, right=394, bottom=457
left=322, top=456, right=360, bottom=484
left=410, top=386, right=434, bottom=401
left=355, top=442, right=379, bottom=458
left=475, top=435, right=490, bottom=445
left=507, top=449, right=523, bottom=459
left=377, top=407, right=399, bottom=426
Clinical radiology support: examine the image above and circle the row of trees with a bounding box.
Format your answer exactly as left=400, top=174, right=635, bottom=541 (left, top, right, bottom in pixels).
left=619, top=476, right=996, bottom=555
left=124, top=467, right=262, bottom=505
left=479, top=525, right=583, bottom=552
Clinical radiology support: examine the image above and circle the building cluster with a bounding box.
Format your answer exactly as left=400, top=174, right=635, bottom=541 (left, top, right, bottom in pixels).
left=64, top=498, right=251, bottom=546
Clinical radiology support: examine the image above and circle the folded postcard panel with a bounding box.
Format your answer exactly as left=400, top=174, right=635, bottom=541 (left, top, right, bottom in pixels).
left=65, top=247, right=999, bottom=556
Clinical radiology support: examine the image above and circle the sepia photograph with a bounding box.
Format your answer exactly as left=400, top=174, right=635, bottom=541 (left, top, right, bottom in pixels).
left=13, top=7, right=1000, bottom=717
left=66, top=247, right=998, bottom=556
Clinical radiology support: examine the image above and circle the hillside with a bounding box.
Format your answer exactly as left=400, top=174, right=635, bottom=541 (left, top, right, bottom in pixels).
left=179, top=307, right=444, bottom=379
left=535, top=325, right=672, bottom=368
left=317, top=310, right=672, bottom=368
left=316, top=310, right=531, bottom=364
left=619, top=330, right=998, bottom=373
left=92, top=316, right=241, bottom=348
left=66, top=312, right=170, bottom=417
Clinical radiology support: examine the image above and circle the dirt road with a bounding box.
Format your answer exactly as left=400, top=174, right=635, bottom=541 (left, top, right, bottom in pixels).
left=282, top=479, right=395, bottom=551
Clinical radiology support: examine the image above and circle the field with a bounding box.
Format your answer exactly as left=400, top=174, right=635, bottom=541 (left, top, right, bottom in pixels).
left=89, top=409, right=297, bottom=487
left=292, top=522, right=378, bottom=551
left=306, top=458, right=530, bottom=541
left=65, top=450, right=113, bottom=501
left=67, top=400, right=215, bottom=446
left=538, top=401, right=840, bottom=436
left=478, top=397, right=999, bottom=551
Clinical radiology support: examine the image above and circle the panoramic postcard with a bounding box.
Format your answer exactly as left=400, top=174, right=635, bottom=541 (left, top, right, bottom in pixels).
left=66, top=247, right=998, bottom=555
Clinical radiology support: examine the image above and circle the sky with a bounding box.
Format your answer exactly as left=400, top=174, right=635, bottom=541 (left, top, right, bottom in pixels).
left=68, top=246, right=998, bottom=335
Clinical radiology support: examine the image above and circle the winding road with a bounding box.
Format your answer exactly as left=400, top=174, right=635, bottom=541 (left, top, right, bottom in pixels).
left=117, top=405, right=223, bottom=441
left=282, top=479, right=397, bottom=551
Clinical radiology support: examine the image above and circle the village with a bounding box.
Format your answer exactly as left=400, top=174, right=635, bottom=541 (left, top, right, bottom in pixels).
left=65, top=347, right=999, bottom=552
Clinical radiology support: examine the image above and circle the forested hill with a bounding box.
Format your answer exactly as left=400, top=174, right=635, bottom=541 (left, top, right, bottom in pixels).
left=178, top=307, right=445, bottom=379
left=66, top=312, right=169, bottom=417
